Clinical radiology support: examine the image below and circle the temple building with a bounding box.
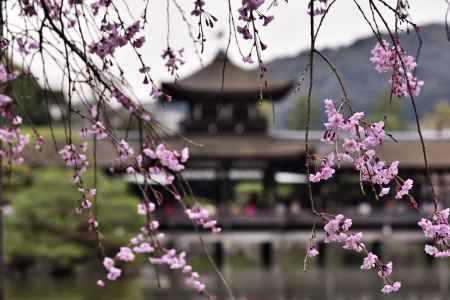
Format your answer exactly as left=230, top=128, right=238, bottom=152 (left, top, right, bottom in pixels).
left=160, top=52, right=308, bottom=206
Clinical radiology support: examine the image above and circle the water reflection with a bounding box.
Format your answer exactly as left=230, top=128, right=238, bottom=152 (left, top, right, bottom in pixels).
left=6, top=264, right=450, bottom=300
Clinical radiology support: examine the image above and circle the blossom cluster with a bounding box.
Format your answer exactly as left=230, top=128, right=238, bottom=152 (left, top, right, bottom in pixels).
left=150, top=249, right=206, bottom=293
left=116, top=139, right=135, bottom=162
left=59, top=143, right=89, bottom=183
left=79, top=105, right=108, bottom=140
left=97, top=198, right=207, bottom=294
left=307, top=0, right=328, bottom=16
left=102, top=257, right=122, bottom=281
left=59, top=142, right=107, bottom=264
left=16, top=37, right=39, bottom=56
left=162, top=47, right=185, bottom=78
left=191, top=0, right=218, bottom=43
left=306, top=246, right=319, bottom=258
left=125, top=144, right=189, bottom=185
left=94, top=137, right=209, bottom=292
left=397, top=0, right=410, bottom=19
left=313, top=215, right=401, bottom=294
left=191, top=0, right=206, bottom=16
left=236, top=0, right=273, bottom=63
left=0, top=64, right=30, bottom=165
left=419, top=208, right=450, bottom=257
left=122, top=143, right=188, bottom=186
left=370, top=40, right=424, bottom=97
left=76, top=187, right=97, bottom=213
left=237, top=0, right=273, bottom=40
left=185, top=206, right=221, bottom=233
left=96, top=203, right=157, bottom=285
left=143, top=144, right=189, bottom=172
left=19, top=0, right=81, bottom=27
left=310, top=99, right=414, bottom=202
left=91, top=0, right=111, bottom=16
left=89, top=21, right=144, bottom=59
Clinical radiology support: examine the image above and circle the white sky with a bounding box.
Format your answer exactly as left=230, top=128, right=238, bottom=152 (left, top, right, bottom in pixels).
left=18, top=1, right=450, bottom=100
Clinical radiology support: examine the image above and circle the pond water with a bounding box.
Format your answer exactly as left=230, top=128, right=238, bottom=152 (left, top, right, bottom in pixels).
left=6, top=264, right=450, bottom=300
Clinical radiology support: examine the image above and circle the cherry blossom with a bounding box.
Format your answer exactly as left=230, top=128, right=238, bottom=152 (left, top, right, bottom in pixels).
left=311, top=99, right=414, bottom=203
left=381, top=282, right=402, bottom=294
left=102, top=257, right=122, bottom=281
left=150, top=249, right=206, bottom=293
left=306, top=246, right=319, bottom=258
left=133, top=242, right=154, bottom=254
left=89, top=21, right=143, bottom=59
left=137, top=202, right=156, bottom=216
left=185, top=206, right=221, bottom=233
left=395, top=179, right=413, bottom=199
left=236, top=0, right=273, bottom=62
left=370, top=40, right=424, bottom=97
left=307, top=0, right=328, bottom=16
left=116, top=247, right=135, bottom=262
left=419, top=208, right=450, bottom=257
left=322, top=215, right=401, bottom=293
left=143, top=144, right=189, bottom=172
left=361, top=252, right=378, bottom=270
left=59, top=143, right=89, bottom=183
left=162, top=47, right=185, bottom=78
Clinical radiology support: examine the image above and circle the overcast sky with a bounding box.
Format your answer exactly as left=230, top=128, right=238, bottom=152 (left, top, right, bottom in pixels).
left=20, top=1, right=450, bottom=100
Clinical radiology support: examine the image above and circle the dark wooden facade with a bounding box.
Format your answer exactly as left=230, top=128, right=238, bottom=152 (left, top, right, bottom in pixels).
left=160, top=52, right=305, bottom=204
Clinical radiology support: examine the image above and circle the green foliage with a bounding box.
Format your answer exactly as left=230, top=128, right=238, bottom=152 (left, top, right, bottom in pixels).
left=367, top=90, right=408, bottom=130
left=235, top=182, right=263, bottom=204
left=5, top=167, right=140, bottom=270
left=287, top=96, right=322, bottom=130
left=256, top=99, right=274, bottom=127
left=22, top=126, right=72, bottom=142
left=422, top=99, right=450, bottom=130
left=276, top=184, right=295, bottom=198
left=8, top=74, right=65, bottom=126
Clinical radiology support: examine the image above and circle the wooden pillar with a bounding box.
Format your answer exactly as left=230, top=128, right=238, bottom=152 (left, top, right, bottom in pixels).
left=261, top=241, right=274, bottom=269
left=263, top=165, right=275, bottom=198
left=217, top=161, right=232, bottom=205
left=318, top=241, right=326, bottom=268
left=214, top=241, right=224, bottom=270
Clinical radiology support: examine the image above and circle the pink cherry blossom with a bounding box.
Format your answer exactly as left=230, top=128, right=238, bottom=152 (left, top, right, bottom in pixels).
left=137, top=202, right=155, bottom=216
left=103, top=257, right=114, bottom=269
left=312, top=99, right=412, bottom=203
left=370, top=40, right=423, bottom=97
left=133, top=242, right=154, bottom=254
left=381, top=282, right=402, bottom=294
left=307, top=246, right=319, bottom=258
left=106, top=267, right=122, bottom=281
left=162, top=47, right=185, bottom=78
left=323, top=214, right=400, bottom=293
left=116, top=247, right=135, bottom=262
left=307, top=0, right=328, bottom=16
left=395, top=179, right=413, bottom=199
left=419, top=208, right=450, bottom=257
left=97, top=280, right=105, bottom=287
left=185, top=206, right=221, bottom=233
left=116, top=140, right=135, bottom=162
left=361, top=252, right=378, bottom=270
left=150, top=249, right=206, bottom=293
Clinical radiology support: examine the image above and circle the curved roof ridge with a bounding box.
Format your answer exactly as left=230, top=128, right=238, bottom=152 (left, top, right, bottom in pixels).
left=162, top=51, right=294, bottom=101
